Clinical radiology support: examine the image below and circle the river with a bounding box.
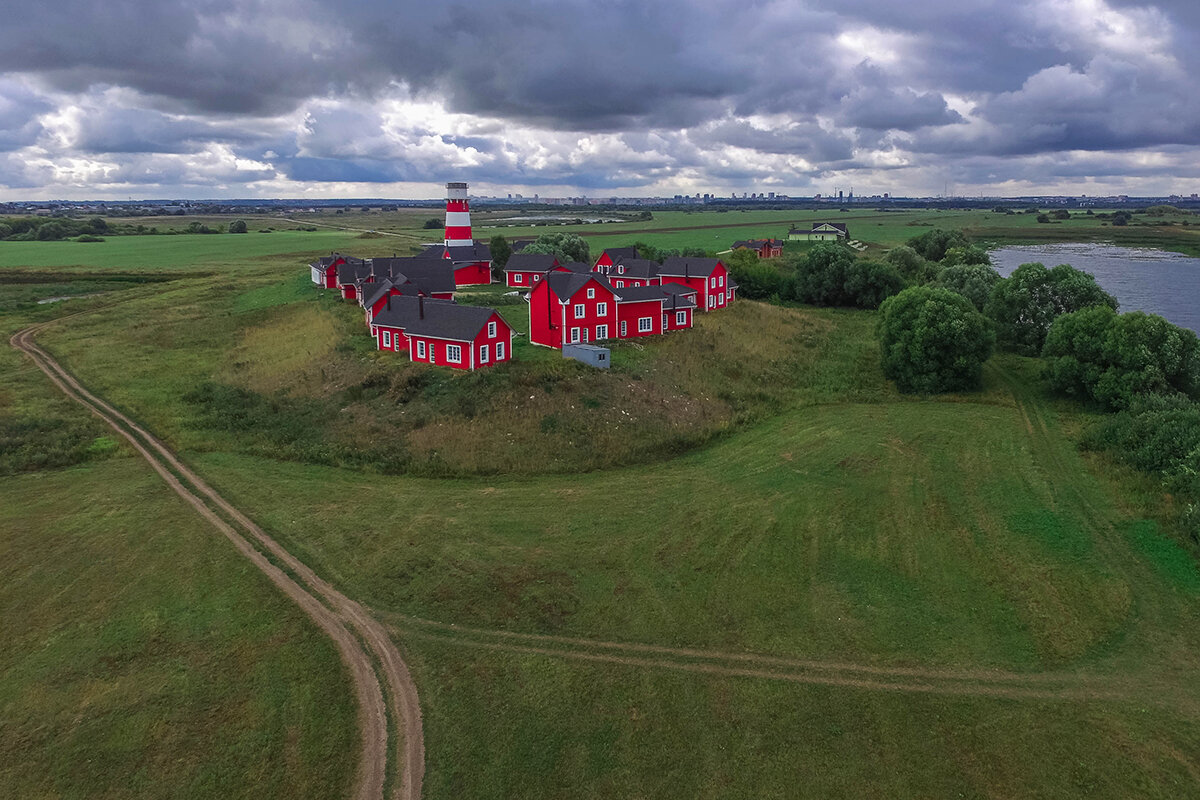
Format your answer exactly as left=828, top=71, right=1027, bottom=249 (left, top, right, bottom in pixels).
left=989, top=243, right=1200, bottom=334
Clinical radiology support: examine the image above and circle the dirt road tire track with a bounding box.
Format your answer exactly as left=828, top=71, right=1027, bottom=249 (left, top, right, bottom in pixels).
left=12, top=319, right=424, bottom=800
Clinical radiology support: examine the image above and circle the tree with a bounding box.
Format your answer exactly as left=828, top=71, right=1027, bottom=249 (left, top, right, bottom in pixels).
left=1043, top=306, right=1200, bottom=409
left=984, top=262, right=1117, bottom=355
left=791, top=244, right=904, bottom=308
left=0, top=222, right=11, bottom=239
left=726, top=249, right=786, bottom=300
left=905, top=228, right=970, bottom=262
left=489, top=234, right=512, bottom=281
left=35, top=221, right=67, bottom=241
left=522, top=232, right=590, bottom=264
left=228, top=219, right=248, bottom=233
left=85, top=216, right=108, bottom=234
left=877, top=287, right=995, bottom=394
left=1036, top=213, right=1051, bottom=223
left=422, top=218, right=442, bottom=229
left=941, top=245, right=990, bottom=267
left=884, top=245, right=936, bottom=283
left=933, top=263, right=1002, bottom=310
left=843, top=259, right=906, bottom=308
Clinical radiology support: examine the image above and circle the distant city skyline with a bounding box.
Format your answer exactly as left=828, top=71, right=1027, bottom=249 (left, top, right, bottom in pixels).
left=3, top=1, right=1200, bottom=200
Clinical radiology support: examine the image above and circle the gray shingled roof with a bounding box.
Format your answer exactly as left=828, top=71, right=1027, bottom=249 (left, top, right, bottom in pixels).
left=447, top=241, right=492, bottom=262
left=543, top=271, right=614, bottom=302
left=367, top=257, right=457, bottom=294
left=555, top=261, right=593, bottom=274
left=609, top=257, right=660, bottom=280
left=658, top=256, right=724, bottom=277
left=601, top=246, right=639, bottom=261
left=613, top=285, right=669, bottom=304
left=504, top=253, right=558, bottom=272
left=371, top=295, right=501, bottom=342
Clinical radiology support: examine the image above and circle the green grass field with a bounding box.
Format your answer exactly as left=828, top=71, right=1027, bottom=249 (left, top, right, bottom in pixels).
left=5, top=223, right=1200, bottom=797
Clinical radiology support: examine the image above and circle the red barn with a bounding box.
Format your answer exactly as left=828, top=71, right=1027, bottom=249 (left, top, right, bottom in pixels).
left=528, top=273, right=619, bottom=348
left=731, top=239, right=784, bottom=258
left=659, top=257, right=733, bottom=312
left=504, top=253, right=559, bottom=287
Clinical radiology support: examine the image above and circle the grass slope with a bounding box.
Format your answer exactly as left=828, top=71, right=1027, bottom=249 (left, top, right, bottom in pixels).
left=0, top=459, right=358, bottom=799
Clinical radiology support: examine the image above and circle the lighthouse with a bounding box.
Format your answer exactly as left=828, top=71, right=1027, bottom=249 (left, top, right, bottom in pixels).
left=443, top=182, right=473, bottom=248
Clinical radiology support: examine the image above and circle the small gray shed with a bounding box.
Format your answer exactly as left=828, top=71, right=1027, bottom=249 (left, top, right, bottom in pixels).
left=563, top=343, right=610, bottom=369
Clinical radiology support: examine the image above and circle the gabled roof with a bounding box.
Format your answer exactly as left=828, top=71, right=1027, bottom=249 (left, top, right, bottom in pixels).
left=371, top=294, right=438, bottom=329
left=367, top=257, right=457, bottom=295
left=554, top=261, right=593, bottom=274
left=510, top=239, right=535, bottom=252
left=731, top=239, right=784, bottom=249
left=418, top=244, right=449, bottom=259
left=362, top=279, right=397, bottom=310
left=614, top=285, right=669, bottom=304
left=609, top=258, right=661, bottom=280
left=406, top=302, right=504, bottom=343
left=600, top=246, right=639, bottom=262
left=447, top=241, right=492, bottom=262
left=658, top=256, right=725, bottom=278
left=660, top=283, right=698, bottom=299
left=811, top=222, right=848, bottom=233
left=542, top=271, right=615, bottom=303
left=504, top=253, right=558, bottom=272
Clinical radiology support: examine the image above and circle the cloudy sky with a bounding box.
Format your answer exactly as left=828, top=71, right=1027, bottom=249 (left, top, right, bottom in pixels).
left=2, top=0, right=1199, bottom=200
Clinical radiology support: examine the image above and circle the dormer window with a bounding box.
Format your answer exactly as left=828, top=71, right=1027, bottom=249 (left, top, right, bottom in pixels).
left=587, top=287, right=595, bottom=299
left=618, top=266, right=625, bottom=274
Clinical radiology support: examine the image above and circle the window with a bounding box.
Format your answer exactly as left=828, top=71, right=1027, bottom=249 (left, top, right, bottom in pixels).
left=417, top=340, right=426, bottom=359
left=638, top=317, right=653, bottom=333
left=382, top=330, right=392, bottom=348
left=709, top=295, right=716, bottom=308
left=488, top=321, right=497, bottom=338
left=619, top=321, right=627, bottom=337
left=533, top=274, right=540, bottom=282
left=719, top=274, right=725, bottom=287
left=570, top=327, right=580, bottom=343
left=596, top=302, right=607, bottom=316
left=480, top=344, right=489, bottom=363
left=615, top=280, right=624, bottom=288
left=618, top=265, right=625, bottom=274
left=574, top=303, right=585, bottom=319
left=587, top=287, right=595, bottom=299
left=446, top=344, right=462, bottom=363
left=662, top=314, right=668, bottom=329
left=496, top=341, right=505, bottom=360
left=581, top=329, right=588, bottom=343
left=514, top=274, right=523, bottom=284
left=595, top=324, right=608, bottom=340
left=710, top=277, right=717, bottom=288
left=676, top=310, right=687, bottom=325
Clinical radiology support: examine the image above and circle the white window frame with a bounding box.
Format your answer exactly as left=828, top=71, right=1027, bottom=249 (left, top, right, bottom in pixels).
left=719, top=274, right=724, bottom=287
left=417, top=340, right=426, bottom=359
left=574, top=303, right=585, bottom=319
left=619, top=321, right=627, bottom=337
left=587, top=287, right=595, bottom=299
left=496, top=341, right=505, bottom=360
left=676, top=310, right=687, bottom=325
left=533, top=274, right=541, bottom=282
left=382, top=330, right=392, bottom=348
left=488, top=321, right=497, bottom=338
left=480, top=344, right=489, bottom=363
left=514, top=273, right=523, bottom=284
left=710, top=277, right=717, bottom=288
left=618, top=265, right=625, bottom=274
left=596, top=302, right=607, bottom=316
left=570, top=327, right=581, bottom=344
left=638, top=316, right=653, bottom=333
left=446, top=344, right=462, bottom=363
left=596, top=324, right=608, bottom=340
left=615, top=281, right=623, bottom=288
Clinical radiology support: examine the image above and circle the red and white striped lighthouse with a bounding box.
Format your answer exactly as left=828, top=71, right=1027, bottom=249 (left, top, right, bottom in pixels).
left=443, top=182, right=473, bottom=248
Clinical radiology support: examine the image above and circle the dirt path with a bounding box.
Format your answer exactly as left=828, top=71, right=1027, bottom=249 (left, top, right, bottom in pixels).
left=11, top=318, right=423, bottom=800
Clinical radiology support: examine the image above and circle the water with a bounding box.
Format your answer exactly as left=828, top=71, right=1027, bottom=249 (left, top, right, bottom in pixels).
left=989, top=243, right=1200, bottom=334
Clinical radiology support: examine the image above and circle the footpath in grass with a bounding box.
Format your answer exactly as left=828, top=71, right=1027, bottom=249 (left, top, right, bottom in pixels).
left=0, top=458, right=358, bottom=800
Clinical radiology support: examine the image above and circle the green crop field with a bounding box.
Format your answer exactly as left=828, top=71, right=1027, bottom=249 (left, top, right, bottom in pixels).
left=4, top=224, right=1200, bottom=798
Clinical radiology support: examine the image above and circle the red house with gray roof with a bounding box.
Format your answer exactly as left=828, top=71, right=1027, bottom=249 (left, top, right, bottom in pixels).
left=370, top=295, right=513, bottom=370
left=658, top=257, right=735, bottom=312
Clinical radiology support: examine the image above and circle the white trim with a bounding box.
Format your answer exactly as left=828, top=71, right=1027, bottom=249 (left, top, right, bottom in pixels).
left=676, top=310, right=687, bottom=325
left=638, top=316, right=653, bottom=332
left=587, top=287, right=595, bottom=299
left=574, top=303, right=585, bottom=319
left=417, top=340, right=427, bottom=359
left=446, top=344, right=462, bottom=363
left=595, top=324, right=608, bottom=340
left=383, top=330, right=392, bottom=348
left=488, top=321, right=497, bottom=338
left=620, top=320, right=627, bottom=337
left=480, top=344, right=489, bottom=363
left=496, top=340, right=505, bottom=360
left=570, top=327, right=581, bottom=343
left=596, top=301, right=607, bottom=316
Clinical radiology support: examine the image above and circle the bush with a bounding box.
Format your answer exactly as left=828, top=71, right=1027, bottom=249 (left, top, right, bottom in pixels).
left=36, top=222, right=67, bottom=241
left=843, top=260, right=906, bottom=308
left=489, top=234, right=512, bottom=277
left=933, top=263, right=1001, bottom=310
left=229, top=219, right=248, bottom=233
left=1083, top=394, right=1200, bottom=493
left=877, top=287, right=995, bottom=394
left=1043, top=306, right=1200, bottom=409
left=985, top=262, right=1117, bottom=355
left=727, top=257, right=787, bottom=300
left=422, top=218, right=442, bottom=229
left=941, top=245, right=991, bottom=267
left=75, top=234, right=105, bottom=243
left=791, top=245, right=905, bottom=309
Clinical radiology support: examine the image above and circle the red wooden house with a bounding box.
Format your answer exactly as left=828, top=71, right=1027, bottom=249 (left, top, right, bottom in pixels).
left=660, top=285, right=698, bottom=331
left=311, top=253, right=364, bottom=290
left=371, top=295, right=514, bottom=370
left=614, top=285, right=673, bottom=338
left=592, top=246, right=639, bottom=272
left=504, top=253, right=559, bottom=287
left=528, top=273, right=619, bottom=348
left=603, top=258, right=661, bottom=288
left=658, top=257, right=735, bottom=312
left=731, top=239, right=784, bottom=258
left=421, top=242, right=493, bottom=287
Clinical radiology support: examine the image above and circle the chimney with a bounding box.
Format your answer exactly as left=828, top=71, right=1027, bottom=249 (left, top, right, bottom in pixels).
left=387, top=294, right=391, bottom=311
left=419, top=295, right=425, bottom=320
left=444, top=182, right=472, bottom=248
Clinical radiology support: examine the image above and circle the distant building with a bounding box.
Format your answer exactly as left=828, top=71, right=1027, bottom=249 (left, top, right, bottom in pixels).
left=788, top=222, right=849, bottom=242
left=730, top=239, right=784, bottom=258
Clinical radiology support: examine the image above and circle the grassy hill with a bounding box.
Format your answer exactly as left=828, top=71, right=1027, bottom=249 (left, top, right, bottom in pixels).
left=4, top=228, right=1200, bottom=798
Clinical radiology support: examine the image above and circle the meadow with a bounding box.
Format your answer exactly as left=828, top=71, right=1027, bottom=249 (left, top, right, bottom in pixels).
left=3, top=218, right=1200, bottom=797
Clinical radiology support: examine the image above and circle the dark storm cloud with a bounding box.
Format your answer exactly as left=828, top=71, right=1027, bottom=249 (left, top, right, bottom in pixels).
left=1, top=0, right=1200, bottom=194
